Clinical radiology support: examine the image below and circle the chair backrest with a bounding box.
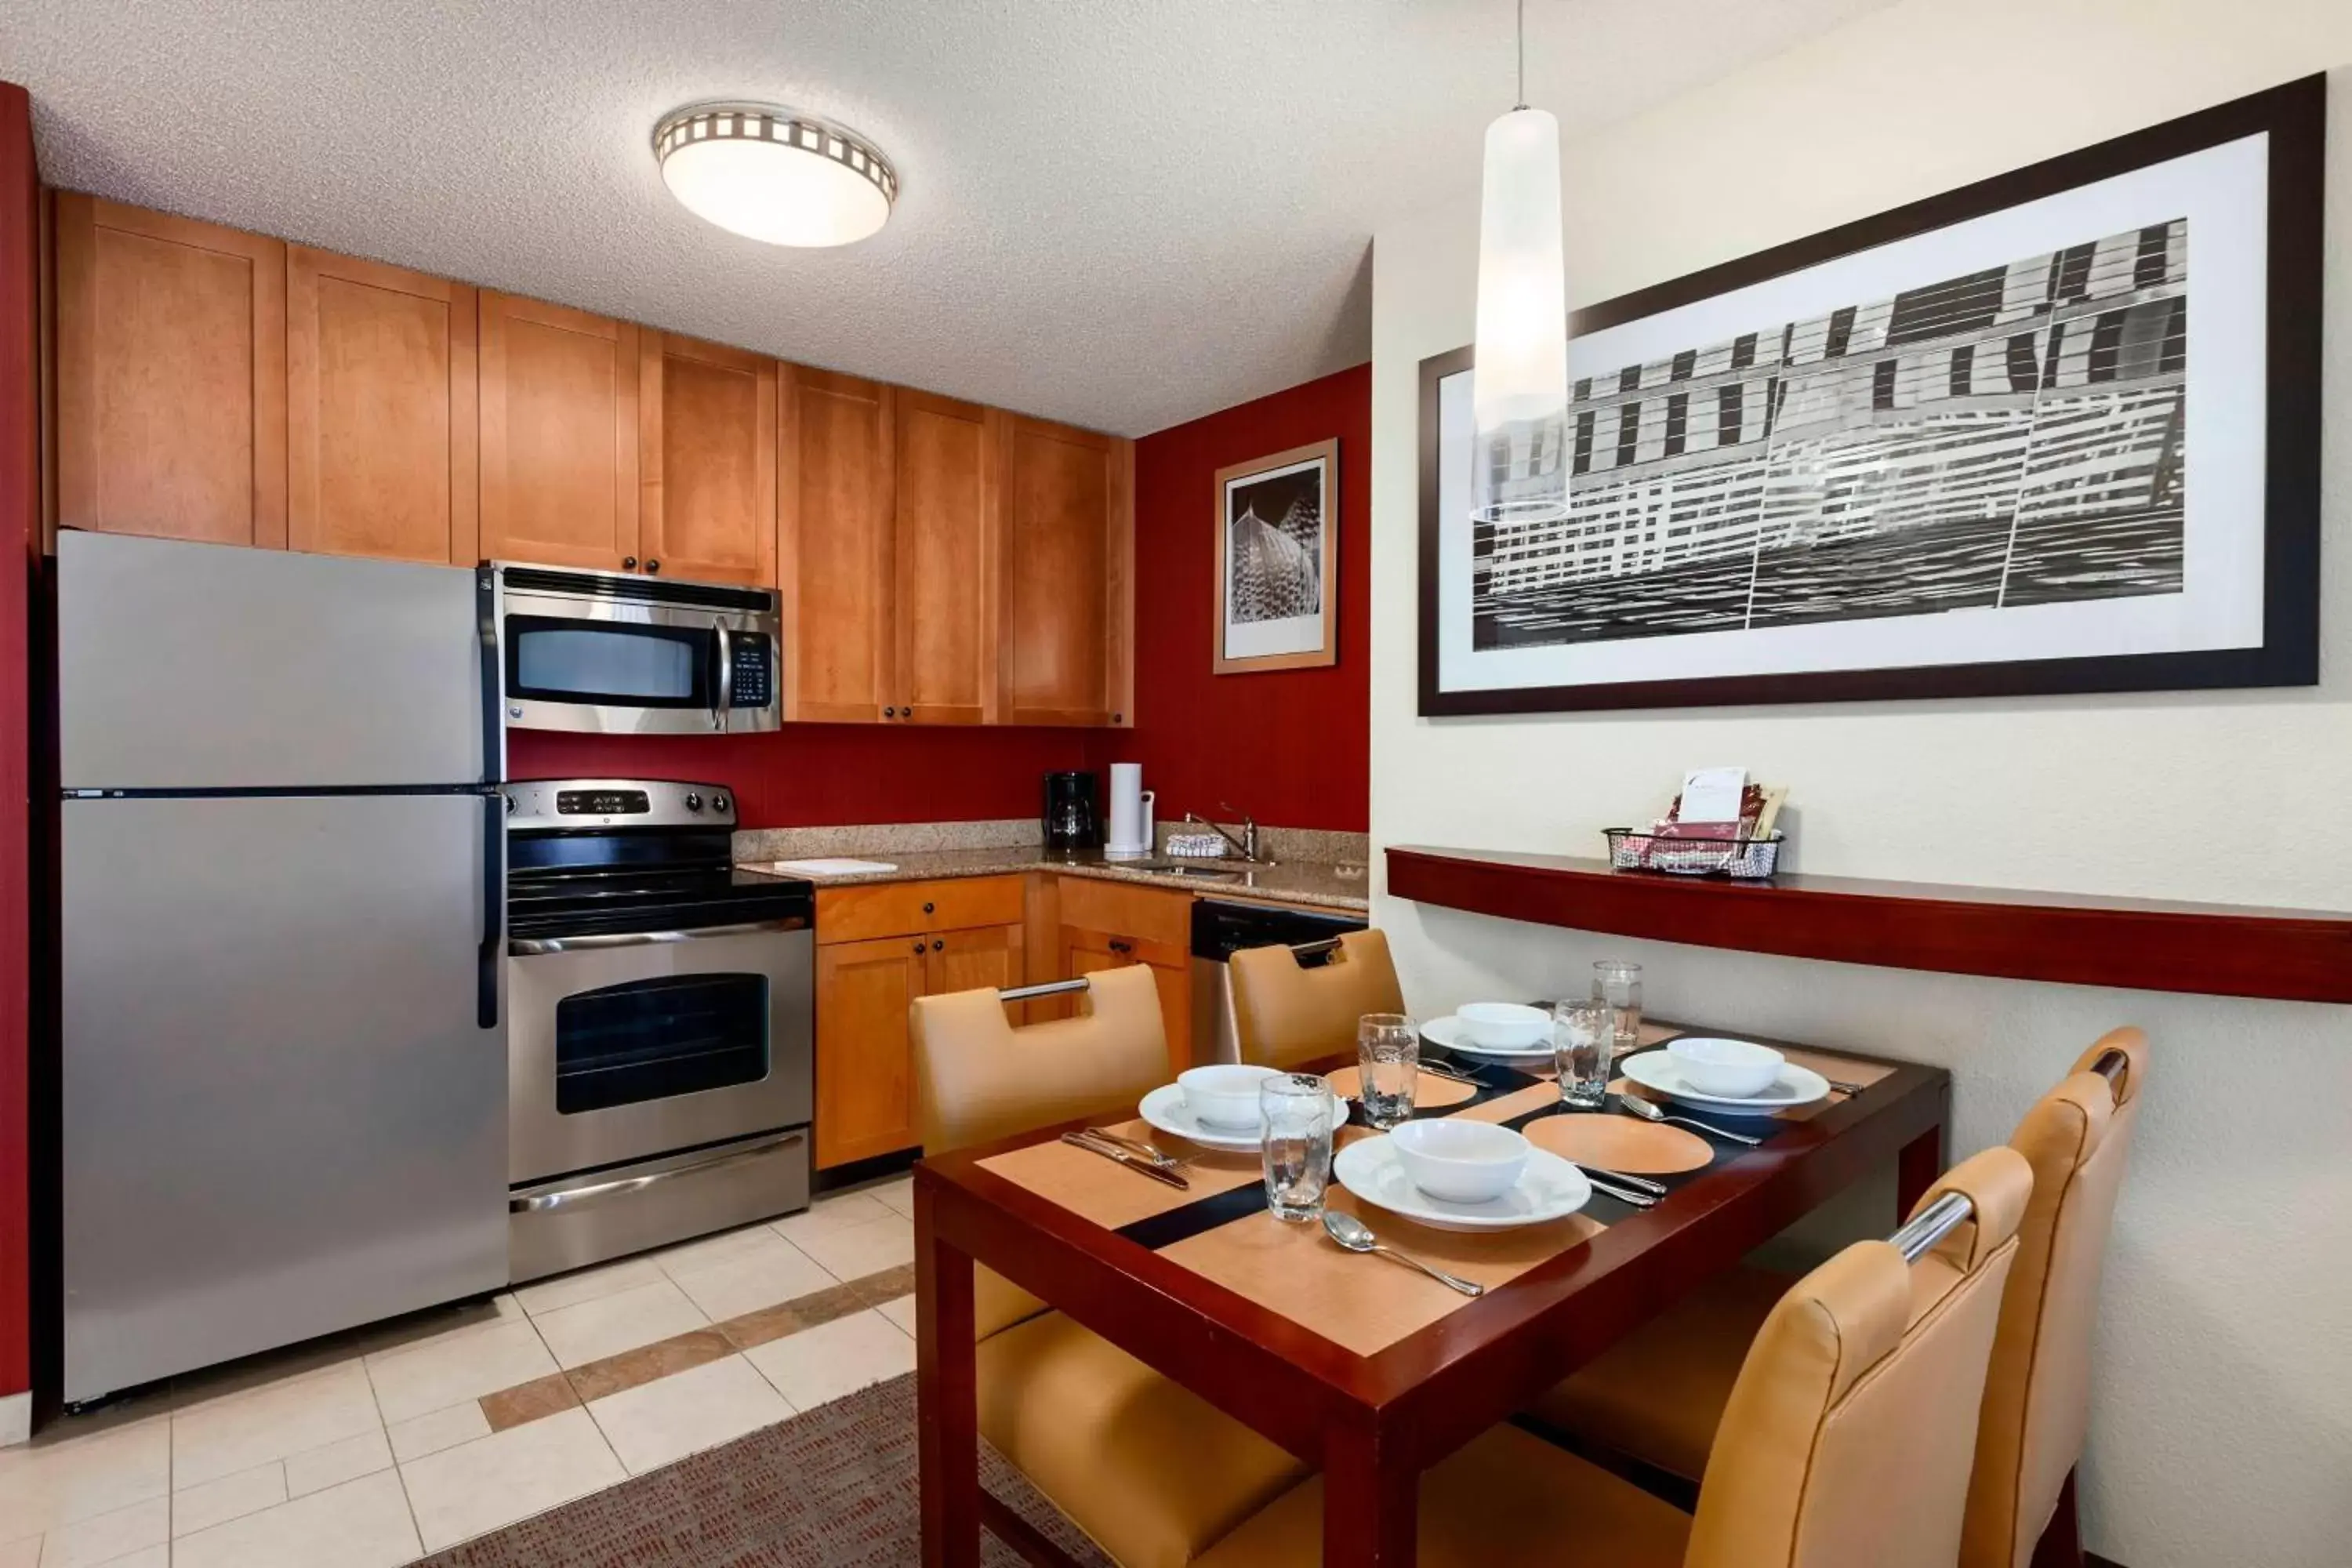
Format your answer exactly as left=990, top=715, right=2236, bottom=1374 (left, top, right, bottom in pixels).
left=1961, top=1026, right=2148, bottom=1568
left=1683, top=1145, right=2033, bottom=1568
left=910, top=962, right=1170, bottom=1156
left=909, top=964, right=1171, bottom=1341
left=1227, top=929, right=1406, bottom=1069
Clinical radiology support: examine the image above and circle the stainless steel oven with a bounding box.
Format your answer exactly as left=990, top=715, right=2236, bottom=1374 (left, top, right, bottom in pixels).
left=504, top=779, right=814, bottom=1282
left=495, top=564, right=780, bottom=735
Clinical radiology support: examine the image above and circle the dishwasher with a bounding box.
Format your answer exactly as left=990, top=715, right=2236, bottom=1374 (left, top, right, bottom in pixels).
left=1189, top=898, right=1370, bottom=1066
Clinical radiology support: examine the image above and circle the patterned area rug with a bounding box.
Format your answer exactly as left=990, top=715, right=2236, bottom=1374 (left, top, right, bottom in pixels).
left=416, top=1374, right=1112, bottom=1567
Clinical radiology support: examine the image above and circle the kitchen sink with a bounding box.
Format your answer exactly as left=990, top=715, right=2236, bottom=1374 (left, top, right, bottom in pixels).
left=1119, top=858, right=1258, bottom=879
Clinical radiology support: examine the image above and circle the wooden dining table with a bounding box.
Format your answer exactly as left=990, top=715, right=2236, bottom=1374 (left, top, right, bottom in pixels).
left=913, top=1022, right=1951, bottom=1566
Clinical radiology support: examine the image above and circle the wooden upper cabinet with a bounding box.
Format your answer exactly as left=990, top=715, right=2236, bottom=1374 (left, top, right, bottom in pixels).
left=778, top=365, right=895, bottom=720
left=286, top=247, right=477, bottom=564
left=1000, top=416, right=1133, bottom=726
left=477, top=291, right=639, bottom=571
left=893, top=390, right=1000, bottom=725
left=639, top=332, right=775, bottom=585
left=54, top=194, right=286, bottom=547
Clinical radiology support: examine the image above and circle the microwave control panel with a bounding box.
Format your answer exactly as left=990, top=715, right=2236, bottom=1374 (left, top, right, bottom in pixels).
left=728, top=632, right=774, bottom=710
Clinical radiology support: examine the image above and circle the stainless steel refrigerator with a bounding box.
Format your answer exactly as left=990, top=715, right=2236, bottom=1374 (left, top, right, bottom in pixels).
left=58, top=531, right=506, bottom=1403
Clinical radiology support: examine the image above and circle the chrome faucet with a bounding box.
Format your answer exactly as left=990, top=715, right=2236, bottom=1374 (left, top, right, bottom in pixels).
left=1181, top=807, right=1271, bottom=866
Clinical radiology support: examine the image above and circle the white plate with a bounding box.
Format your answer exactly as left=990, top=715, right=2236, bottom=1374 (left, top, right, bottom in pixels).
left=1422, top=1013, right=1553, bottom=1061
left=1137, top=1081, right=1349, bottom=1152
left=1620, top=1047, right=1830, bottom=1115
left=1333, top=1137, right=1592, bottom=1232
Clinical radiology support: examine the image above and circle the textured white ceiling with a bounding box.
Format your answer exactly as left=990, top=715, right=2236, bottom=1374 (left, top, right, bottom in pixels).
left=4, top=0, right=1890, bottom=436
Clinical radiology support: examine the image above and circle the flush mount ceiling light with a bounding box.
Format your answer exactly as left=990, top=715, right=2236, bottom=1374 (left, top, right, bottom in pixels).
left=652, top=102, right=898, bottom=248
left=1471, top=0, right=1570, bottom=526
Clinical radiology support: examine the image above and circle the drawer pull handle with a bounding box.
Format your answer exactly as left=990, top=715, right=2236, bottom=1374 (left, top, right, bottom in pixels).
left=922, top=902, right=935, bottom=914
left=510, top=1132, right=804, bottom=1214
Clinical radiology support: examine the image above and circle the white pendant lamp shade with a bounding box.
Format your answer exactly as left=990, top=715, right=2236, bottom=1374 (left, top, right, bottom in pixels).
left=1471, top=106, right=1570, bottom=525
left=655, top=104, right=897, bottom=248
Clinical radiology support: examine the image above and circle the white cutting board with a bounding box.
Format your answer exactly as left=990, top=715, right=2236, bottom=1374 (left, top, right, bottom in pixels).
left=757, top=858, right=899, bottom=876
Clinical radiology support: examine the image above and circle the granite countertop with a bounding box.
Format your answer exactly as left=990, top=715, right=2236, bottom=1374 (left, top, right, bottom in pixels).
left=734, top=823, right=1371, bottom=913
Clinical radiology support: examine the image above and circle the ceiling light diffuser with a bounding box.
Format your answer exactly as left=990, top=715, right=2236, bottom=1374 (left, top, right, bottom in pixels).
left=653, top=103, right=897, bottom=248
left=1471, top=2, right=1570, bottom=526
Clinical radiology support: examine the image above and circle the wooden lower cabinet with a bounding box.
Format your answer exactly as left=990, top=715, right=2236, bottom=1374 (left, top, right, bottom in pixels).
left=812, top=913, right=1026, bottom=1171
left=812, top=935, right=924, bottom=1170
left=1059, top=924, right=1189, bottom=1080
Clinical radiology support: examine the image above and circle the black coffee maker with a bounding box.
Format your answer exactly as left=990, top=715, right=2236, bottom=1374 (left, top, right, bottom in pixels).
left=1042, top=771, right=1101, bottom=851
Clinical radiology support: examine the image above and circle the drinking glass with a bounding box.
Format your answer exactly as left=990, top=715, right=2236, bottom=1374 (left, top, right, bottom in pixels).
left=1356, top=1013, right=1420, bottom=1131
left=1592, top=960, right=1644, bottom=1058
left=1553, top=1000, right=1613, bottom=1109
left=1261, top=1074, right=1335, bottom=1222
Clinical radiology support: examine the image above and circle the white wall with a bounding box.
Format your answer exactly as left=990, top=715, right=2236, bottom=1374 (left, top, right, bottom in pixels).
left=1368, top=5, right=2352, bottom=1565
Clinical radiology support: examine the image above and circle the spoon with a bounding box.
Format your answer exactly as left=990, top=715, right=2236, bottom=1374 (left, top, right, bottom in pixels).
left=1616, top=1094, right=1763, bottom=1145
left=1320, top=1210, right=1485, bottom=1296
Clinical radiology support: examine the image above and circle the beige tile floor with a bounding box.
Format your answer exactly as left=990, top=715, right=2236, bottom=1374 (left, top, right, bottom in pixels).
left=0, top=1177, right=919, bottom=1566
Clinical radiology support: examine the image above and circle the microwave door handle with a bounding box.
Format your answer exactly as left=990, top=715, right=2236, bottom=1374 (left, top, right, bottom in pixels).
left=713, top=623, right=732, bottom=732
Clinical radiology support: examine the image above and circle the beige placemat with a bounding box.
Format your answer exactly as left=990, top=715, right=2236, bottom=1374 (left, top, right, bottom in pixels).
left=1160, top=1185, right=1604, bottom=1356
left=1326, top=1065, right=1477, bottom=1109
left=1524, top=1115, right=1714, bottom=1174
left=977, top=1118, right=1262, bottom=1230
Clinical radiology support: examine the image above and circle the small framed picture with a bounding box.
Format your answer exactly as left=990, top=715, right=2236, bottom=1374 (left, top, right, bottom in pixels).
left=1214, top=438, right=1339, bottom=673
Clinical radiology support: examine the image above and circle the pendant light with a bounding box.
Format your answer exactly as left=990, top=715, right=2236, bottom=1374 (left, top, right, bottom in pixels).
left=654, top=103, right=898, bottom=248
left=1471, top=0, right=1570, bottom=526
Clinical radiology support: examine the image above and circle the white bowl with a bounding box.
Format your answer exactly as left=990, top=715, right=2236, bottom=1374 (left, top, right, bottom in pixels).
left=1177, top=1064, right=1281, bottom=1129
left=1388, top=1120, right=1530, bottom=1203
left=1666, top=1036, right=1785, bottom=1098
left=1456, top=1002, right=1551, bottom=1051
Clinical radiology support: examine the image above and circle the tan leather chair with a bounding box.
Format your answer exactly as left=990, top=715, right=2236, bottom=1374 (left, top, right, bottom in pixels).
left=1527, top=1029, right=2147, bottom=1568
left=1227, top=928, right=1406, bottom=1069
left=1192, top=1145, right=2034, bottom=1568
left=909, top=964, right=1308, bottom=1568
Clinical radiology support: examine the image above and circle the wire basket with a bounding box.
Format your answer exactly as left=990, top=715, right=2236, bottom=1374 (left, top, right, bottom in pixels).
left=1605, top=828, right=1784, bottom=880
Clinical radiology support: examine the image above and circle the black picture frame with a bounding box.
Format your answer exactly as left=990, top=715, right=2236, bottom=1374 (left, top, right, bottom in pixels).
left=1418, top=74, right=2324, bottom=717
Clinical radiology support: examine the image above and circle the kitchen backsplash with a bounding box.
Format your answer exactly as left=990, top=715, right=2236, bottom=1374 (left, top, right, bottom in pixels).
left=734, top=818, right=1367, bottom=867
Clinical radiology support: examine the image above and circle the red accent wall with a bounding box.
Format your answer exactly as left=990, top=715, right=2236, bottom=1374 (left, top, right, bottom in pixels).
left=2, top=81, right=37, bottom=1403
left=506, top=725, right=1092, bottom=829
left=1103, top=364, right=1370, bottom=832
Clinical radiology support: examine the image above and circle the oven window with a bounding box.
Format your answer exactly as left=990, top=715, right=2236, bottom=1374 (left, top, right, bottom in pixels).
left=554, top=975, right=769, bottom=1114
left=506, top=616, right=710, bottom=709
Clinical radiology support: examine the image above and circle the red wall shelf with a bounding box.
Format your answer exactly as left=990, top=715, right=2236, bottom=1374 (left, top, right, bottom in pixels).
left=1385, top=845, right=2352, bottom=1004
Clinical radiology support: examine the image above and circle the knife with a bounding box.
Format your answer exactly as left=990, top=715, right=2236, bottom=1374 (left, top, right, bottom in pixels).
left=1061, top=1131, right=1190, bottom=1189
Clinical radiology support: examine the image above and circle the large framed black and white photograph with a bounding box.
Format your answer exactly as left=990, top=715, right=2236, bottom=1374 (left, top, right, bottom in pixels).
left=1419, top=76, right=2321, bottom=714
left=1218, top=438, right=1339, bottom=673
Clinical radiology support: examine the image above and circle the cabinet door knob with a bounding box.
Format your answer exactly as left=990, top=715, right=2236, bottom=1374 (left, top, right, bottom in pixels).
left=931, top=938, right=944, bottom=951
left=644, top=559, right=660, bottom=575
left=622, top=556, right=637, bottom=569
left=921, top=902, right=935, bottom=914
left=912, top=941, right=926, bottom=954
left=883, top=706, right=897, bottom=718
left=1109, top=939, right=1133, bottom=955
left=1112, top=712, right=1123, bottom=724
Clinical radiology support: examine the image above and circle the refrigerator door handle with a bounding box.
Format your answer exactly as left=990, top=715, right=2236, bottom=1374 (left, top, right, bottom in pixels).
left=479, top=791, right=503, bottom=1029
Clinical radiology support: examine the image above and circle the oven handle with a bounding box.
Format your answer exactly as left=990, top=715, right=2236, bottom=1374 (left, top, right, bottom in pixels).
left=510, top=1131, right=805, bottom=1215
left=508, top=916, right=809, bottom=956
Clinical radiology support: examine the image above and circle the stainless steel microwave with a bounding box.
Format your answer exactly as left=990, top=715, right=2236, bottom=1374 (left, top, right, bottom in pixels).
left=493, top=564, right=781, bottom=735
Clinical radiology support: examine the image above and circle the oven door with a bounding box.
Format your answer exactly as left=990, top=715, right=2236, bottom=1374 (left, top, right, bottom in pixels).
left=499, top=573, right=781, bottom=736
left=508, top=921, right=813, bottom=1186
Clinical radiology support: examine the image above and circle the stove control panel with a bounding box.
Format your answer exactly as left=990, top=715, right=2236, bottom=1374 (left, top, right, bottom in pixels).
left=503, top=779, right=738, bottom=832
